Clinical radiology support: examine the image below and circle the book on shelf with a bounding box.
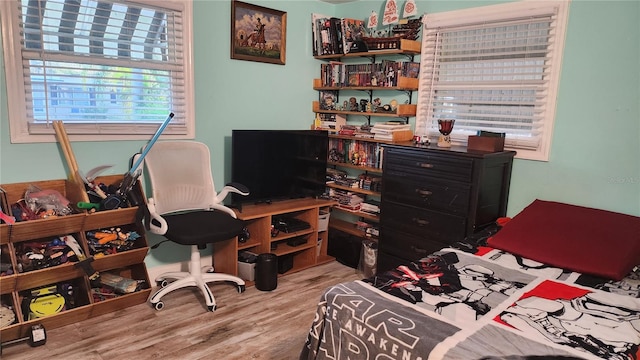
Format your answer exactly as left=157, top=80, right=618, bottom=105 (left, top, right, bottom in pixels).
left=314, top=113, right=346, bottom=132
left=371, top=121, right=412, bottom=131
left=365, top=227, right=380, bottom=237
left=330, top=17, right=344, bottom=55
left=338, top=124, right=357, bottom=136
left=313, top=14, right=369, bottom=56
left=341, top=18, right=367, bottom=54
left=328, top=136, right=383, bottom=169
left=381, top=60, right=400, bottom=86
left=354, top=132, right=375, bottom=139
left=311, top=14, right=326, bottom=56
left=373, top=129, right=414, bottom=142
left=312, top=15, right=347, bottom=56
left=320, top=61, right=419, bottom=87
left=371, top=126, right=411, bottom=133
left=358, top=173, right=382, bottom=192
left=402, top=61, right=420, bottom=78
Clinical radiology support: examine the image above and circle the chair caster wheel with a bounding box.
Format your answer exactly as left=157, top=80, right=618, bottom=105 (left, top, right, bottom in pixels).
left=207, top=305, right=216, bottom=312
left=238, top=284, right=245, bottom=293
left=153, top=301, right=165, bottom=311
left=157, top=279, right=169, bottom=288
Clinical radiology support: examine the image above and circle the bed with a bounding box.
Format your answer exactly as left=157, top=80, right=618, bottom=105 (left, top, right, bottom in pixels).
left=300, top=200, right=640, bottom=360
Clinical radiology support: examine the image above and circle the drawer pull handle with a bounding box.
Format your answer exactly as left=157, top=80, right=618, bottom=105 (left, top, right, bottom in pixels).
left=416, top=189, right=432, bottom=196
left=412, top=218, right=430, bottom=226
left=417, top=162, right=434, bottom=168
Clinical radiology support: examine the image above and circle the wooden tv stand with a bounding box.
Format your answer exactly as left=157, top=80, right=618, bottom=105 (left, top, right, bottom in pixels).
left=212, top=198, right=336, bottom=285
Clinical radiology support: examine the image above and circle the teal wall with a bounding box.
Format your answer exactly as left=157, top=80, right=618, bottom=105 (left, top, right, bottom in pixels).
left=1, top=1, right=638, bottom=269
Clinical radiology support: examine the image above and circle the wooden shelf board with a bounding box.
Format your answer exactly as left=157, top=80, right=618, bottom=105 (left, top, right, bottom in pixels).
left=313, top=101, right=416, bottom=118
left=92, top=247, right=149, bottom=272
left=329, top=218, right=366, bottom=237
left=234, top=198, right=336, bottom=220
left=238, top=239, right=261, bottom=250
left=0, top=275, right=17, bottom=295
left=328, top=133, right=414, bottom=146
left=328, top=161, right=382, bottom=173
left=270, top=242, right=315, bottom=257
left=331, top=207, right=380, bottom=222
left=326, top=183, right=380, bottom=197
left=90, top=288, right=152, bottom=317
left=313, top=39, right=420, bottom=60
left=14, top=263, right=85, bottom=292
left=314, top=76, right=418, bottom=91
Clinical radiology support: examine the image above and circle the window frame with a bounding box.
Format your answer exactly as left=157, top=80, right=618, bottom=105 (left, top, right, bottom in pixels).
left=415, top=0, right=570, bottom=161
left=0, top=0, right=195, bottom=143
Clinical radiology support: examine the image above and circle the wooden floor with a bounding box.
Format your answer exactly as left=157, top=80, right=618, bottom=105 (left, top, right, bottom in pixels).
left=1, top=261, right=361, bottom=360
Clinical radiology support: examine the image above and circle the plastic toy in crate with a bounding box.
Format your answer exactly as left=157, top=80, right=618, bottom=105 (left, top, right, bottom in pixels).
left=86, top=228, right=142, bottom=256
left=21, top=283, right=76, bottom=320
left=10, top=185, right=74, bottom=222
left=14, top=236, right=80, bottom=273
left=0, top=303, right=16, bottom=328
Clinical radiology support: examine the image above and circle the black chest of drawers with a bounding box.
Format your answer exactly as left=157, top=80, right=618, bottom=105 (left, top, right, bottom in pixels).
left=377, top=144, right=515, bottom=272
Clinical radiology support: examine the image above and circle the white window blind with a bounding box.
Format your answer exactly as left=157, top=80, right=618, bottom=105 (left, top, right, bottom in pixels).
left=1, top=0, right=194, bottom=143
left=415, top=1, right=570, bottom=161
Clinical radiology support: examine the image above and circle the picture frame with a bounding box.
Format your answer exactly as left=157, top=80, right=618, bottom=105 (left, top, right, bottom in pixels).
left=230, top=1, right=287, bottom=65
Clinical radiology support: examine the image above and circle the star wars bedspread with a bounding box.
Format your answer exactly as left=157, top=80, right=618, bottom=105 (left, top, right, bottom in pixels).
left=300, top=244, right=640, bottom=360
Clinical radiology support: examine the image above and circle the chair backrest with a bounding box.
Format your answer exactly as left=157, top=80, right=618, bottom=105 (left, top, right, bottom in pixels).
left=143, top=141, right=218, bottom=215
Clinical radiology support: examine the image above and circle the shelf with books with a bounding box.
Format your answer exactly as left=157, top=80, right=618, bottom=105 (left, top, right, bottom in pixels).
left=313, top=22, right=420, bottom=252
left=328, top=161, right=381, bottom=174
left=332, top=207, right=379, bottom=222
left=329, top=217, right=366, bottom=238
left=328, top=133, right=412, bottom=145
left=313, top=77, right=418, bottom=92
left=326, top=183, right=380, bottom=197
left=312, top=59, right=419, bottom=125
left=328, top=135, right=384, bottom=171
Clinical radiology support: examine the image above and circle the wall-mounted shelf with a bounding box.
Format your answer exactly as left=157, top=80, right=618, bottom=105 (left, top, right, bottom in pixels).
left=312, top=101, right=417, bottom=119
left=314, top=39, right=420, bottom=60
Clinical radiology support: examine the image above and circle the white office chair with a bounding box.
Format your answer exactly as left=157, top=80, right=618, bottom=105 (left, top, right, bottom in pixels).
left=141, top=140, right=249, bottom=311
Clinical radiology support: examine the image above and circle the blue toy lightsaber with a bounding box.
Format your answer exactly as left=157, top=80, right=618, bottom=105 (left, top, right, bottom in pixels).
left=102, top=112, right=174, bottom=210
left=129, top=112, right=175, bottom=176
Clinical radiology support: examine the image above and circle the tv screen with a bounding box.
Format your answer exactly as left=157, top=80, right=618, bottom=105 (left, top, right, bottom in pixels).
left=231, top=130, right=328, bottom=206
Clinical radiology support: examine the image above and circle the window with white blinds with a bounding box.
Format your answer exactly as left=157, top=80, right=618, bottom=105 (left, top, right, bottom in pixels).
left=415, top=1, right=570, bottom=161
left=1, top=0, right=194, bottom=143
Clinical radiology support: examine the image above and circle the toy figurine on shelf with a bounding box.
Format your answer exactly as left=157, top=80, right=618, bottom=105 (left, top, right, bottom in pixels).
left=349, top=97, right=359, bottom=111
left=360, top=99, right=369, bottom=112
left=372, top=98, right=382, bottom=112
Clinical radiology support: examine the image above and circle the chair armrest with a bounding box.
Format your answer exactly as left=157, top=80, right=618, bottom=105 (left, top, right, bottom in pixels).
left=147, top=198, right=168, bottom=235
left=210, top=203, right=239, bottom=218
left=226, top=182, right=249, bottom=194
left=215, top=182, right=250, bottom=204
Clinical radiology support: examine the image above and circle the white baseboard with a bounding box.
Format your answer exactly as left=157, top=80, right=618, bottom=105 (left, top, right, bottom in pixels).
left=147, top=255, right=213, bottom=283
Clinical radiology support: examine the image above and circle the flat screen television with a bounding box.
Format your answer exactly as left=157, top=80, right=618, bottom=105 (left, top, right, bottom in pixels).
left=230, top=130, right=328, bottom=207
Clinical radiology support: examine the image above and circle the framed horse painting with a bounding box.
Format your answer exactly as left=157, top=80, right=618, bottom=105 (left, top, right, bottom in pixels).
left=230, top=1, right=287, bottom=65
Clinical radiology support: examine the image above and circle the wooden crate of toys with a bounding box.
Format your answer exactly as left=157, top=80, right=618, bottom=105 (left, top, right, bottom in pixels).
left=0, top=177, right=151, bottom=345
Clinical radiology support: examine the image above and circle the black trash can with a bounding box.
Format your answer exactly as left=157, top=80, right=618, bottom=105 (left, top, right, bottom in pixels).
left=255, top=253, right=278, bottom=291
